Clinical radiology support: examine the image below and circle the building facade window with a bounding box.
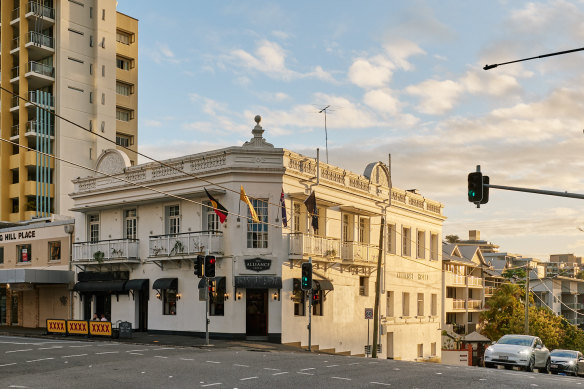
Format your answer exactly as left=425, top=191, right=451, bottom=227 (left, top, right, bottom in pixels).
left=430, top=233, right=439, bottom=260
left=359, top=276, right=369, bottom=296
left=202, top=201, right=219, bottom=232
left=292, top=279, right=305, bottom=316
left=116, top=82, right=132, bottom=96
left=431, top=342, right=437, bottom=357
left=417, top=293, right=424, bottom=316
left=17, top=244, right=32, bottom=263
left=116, top=108, right=133, bottom=122
left=417, top=230, right=425, bottom=259
left=116, top=57, right=130, bottom=70
left=49, top=241, right=61, bottom=261
left=402, top=227, right=411, bottom=257
left=124, top=209, right=137, bottom=240
left=387, top=223, right=396, bottom=254
left=88, top=214, right=100, bottom=242
left=402, top=292, right=410, bottom=317
left=292, top=203, right=301, bottom=232
left=342, top=214, right=351, bottom=242
left=165, top=205, right=180, bottom=235
left=209, top=278, right=225, bottom=316
left=431, top=293, right=437, bottom=316
left=386, top=291, right=394, bottom=317
left=417, top=344, right=423, bottom=358
left=116, top=133, right=132, bottom=147
left=163, top=289, right=177, bottom=315
left=359, top=217, right=369, bottom=243
left=116, top=30, right=132, bottom=44
left=247, top=198, right=268, bottom=248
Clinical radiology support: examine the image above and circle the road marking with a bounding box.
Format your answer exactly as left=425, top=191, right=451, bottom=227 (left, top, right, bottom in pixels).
left=300, top=368, right=316, bottom=371
left=127, top=349, right=148, bottom=353
left=436, top=372, right=442, bottom=375
left=393, top=368, right=400, bottom=371
left=8, top=386, right=28, bottom=388
left=62, top=354, right=88, bottom=358
left=38, top=346, right=63, bottom=350
left=26, top=358, right=55, bottom=363
left=264, top=368, right=280, bottom=371
left=326, top=365, right=339, bottom=367
left=272, top=372, right=289, bottom=376
left=96, top=351, right=119, bottom=355
left=201, top=384, right=221, bottom=387
left=180, top=358, right=194, bottom=361
left=157, top=348, right=174, bottom=351
left=206, top=360, right=221, bottom=364
left=234, top=364, right=249, bottom=367
left=129, top=353, right=143, bottom=356
left=0, top=363, right=17, bottom=367
left=69, top=345, right=92, bottom=348
left=240, top=377, right=258, bottom=381
left=371, top=383, right=391, bottom=386
left=348, top=362, right=359, bottom=365
left=154, top=356, right=168, bottom=359
left=369, top=361, right=379, bottom=364
left=6, top=349, right=33, bottom=353
left=332, top=377, right=352, bottom=381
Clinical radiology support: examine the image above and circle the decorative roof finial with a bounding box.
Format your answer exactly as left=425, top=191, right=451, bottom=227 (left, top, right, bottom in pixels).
left=243, top=114, right=273, bottom=148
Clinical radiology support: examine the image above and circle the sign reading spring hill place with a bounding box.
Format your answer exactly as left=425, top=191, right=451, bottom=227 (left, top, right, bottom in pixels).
left=244, top=258, right=271, bottom=272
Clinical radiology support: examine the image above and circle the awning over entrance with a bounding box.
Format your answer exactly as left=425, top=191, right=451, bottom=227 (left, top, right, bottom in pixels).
left=197, top=277, right=225, bottom=288
left=0, top=269, right=73, bottom=284
left=235, top=276, right=282, bottom=289
left=152, top=278, right=178, bottom=290
left=312, top=279, right=334, bottom=291
left=73, top=280, right=126, bottom=293
left=123, top=279, right=149, bottom=292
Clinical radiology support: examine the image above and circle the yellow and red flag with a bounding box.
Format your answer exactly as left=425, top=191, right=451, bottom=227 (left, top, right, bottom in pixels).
left=205, top=188, right=228, bottom=223
left=240, top=186, right=260, bottom=223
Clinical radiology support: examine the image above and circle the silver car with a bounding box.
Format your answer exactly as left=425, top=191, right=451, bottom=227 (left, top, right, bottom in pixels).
left=550, top=349, right=584, bottom=376
left=484, top=334, right=550, bottom=372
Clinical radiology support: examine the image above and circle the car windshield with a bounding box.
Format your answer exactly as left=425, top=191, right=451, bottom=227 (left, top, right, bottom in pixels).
left=496, top=336, right=533, bottom=346
left=551, top=351, right=577, bottom=358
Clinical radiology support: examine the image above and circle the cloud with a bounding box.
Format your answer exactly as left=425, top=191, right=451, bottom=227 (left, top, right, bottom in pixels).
left=271, top=30, right=291, bottom=40
left=405, top=79, right=464, bottom=115
left=363, top=89, right=400, bottom=115
left=348, top=56, right=394, bottom=89
left=143, top=119, right=162, bottom=127
left=383, top=39, right=426, bottom=71
left=144, top=42, right=183, bottom=65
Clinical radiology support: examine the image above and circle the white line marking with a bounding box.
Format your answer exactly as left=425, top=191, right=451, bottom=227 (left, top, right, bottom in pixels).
left=300, top=368, right=316, bottom=371
left=69, top=345, right=92, bottom=348
left=348, top=362, right=359, bottom=365
left=206, top=360, right=221, bottom=364
left=436, top=372, right=442, bottom=375
left=95, top=351, right=119, bottom=355
left=129, top=353, right=143, bottom=356
left=154, top=356, right=168, bottom=359
left=332, top=377, right=352, bottom=381
left=234, top=364, right=249, bottom=367
left=371, top=383, right=391, bottom=386
left=369, top=361, right=379, bottom=364
left=297, top=372, right=314, bottom=375
left=273, top=372, right=289, bottom=376
left=9, top=386, right=29, bottom=388
left=6, top=349, right=33, bottom=353
left=0, top=363, right=17, bottom=367
left=38, top=346, right=63, bottom=350
left=127, top=349, right=148, bottom=353
left=264, top=368, right=280, bottom=371
left=201, top=384, right=222, bottom=387
left=62, top=354, right=88, bottom=358
left=326, top=364, right=339, bottom=367
left=240, top=377, right=258, bottom=381
left=26, top=358, right=55, bottom=363
left=180, top=358, right=194, bottom=361
left=157, top=348, right=174, bottom=351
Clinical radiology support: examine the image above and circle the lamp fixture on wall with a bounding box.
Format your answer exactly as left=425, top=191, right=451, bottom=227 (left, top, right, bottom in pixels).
left=236, top=291, right=242, bottom=300
left=272, top=291, right=280, bottom=301
left=156, top=292, right=161, bottom=300
left=176, top=293, right=182, bottom=300
left=224, top=292, right=229, bottom=300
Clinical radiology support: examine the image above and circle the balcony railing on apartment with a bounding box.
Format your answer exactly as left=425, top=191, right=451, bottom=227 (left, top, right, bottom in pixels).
left=11, top=66, right=19, bottom=79
left=26, top=61, right=54, bottom=78
left=445, top=272, right=465, bottom=286
left=26, top=31, right=54, bottom=49
left=28, top=90, right=54, bottom=107
left=11, top=125, right=19, bottom=138
left=148, top=231, right=223, bottom=257
left=467, top=276, right=483, bottom=287
left=453, top=299, right=465, bottom=310
left=468, top=299, right=483, bottom=310
left=484, top=286, right=497, bottom=297
left=26, top=120, right=54, bottom=136
left=26, top=1, right=55, bottom=19
left=288, top=233, right=341, bottom=259
left=73, top=239, right=140, bottom=263
left=564, top=302, right=584, bottom=310
left=11, top=7, right=20, bottom=21
left=341, top=241, right=379, bottom=262
left=11, top=36, right=20, bottom=51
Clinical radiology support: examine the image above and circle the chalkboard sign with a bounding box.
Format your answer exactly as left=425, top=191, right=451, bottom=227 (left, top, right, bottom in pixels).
left=118, top=321, right=132, bottom=338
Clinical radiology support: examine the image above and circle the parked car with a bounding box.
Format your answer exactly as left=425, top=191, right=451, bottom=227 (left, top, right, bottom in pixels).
left=550, top=349, right=584, bottom=376
left=483, top=334, right=551, bottom=372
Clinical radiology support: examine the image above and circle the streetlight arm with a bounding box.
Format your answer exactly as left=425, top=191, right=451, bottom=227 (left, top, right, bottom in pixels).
left=483, top=46, right=584, bottom=70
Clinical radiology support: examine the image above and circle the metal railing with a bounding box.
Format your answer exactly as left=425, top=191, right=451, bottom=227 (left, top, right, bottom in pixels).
left=445, top=272, right=465, bottom=286
left=148, top=230, right=223, bottom=257
left=26, top=31, right=54, bottom=49
left=341, top=241, right=379, bottom=262
left=26, top=61, right=54, bottom=78
left=11, top=7, right=20, bottom=21
left=11, top=66, right=20, bottom=79
left=11, top=125, right=19, bottom=138
left=28, top=90, right=54, bottom=107
left=468, top=299, right=483, bottom=309
left=453, top=299, right=465, bottom=310
left=484, top=286, right=497, bottom=296
left=73, top=239, right=140, bottom=262
left=26, top=120, right=54, bottom=136
left=26, top=1, right=55, bottom=19
left=11, top=36, right=20, bottom=50
left=288, top=233, right=341, bottom=259
left=467, top=276, right=483, bottom=287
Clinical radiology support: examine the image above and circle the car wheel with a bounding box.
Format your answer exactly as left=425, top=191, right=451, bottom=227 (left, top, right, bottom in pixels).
left=484, top=362, right=496, bottom=369
left=525, top=357, right=535, bottom=372
left=538, top=358, right=550, bottom=374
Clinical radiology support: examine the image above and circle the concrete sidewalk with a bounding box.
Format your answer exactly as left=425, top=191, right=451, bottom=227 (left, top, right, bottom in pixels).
left=0, top=326, right=302, bottom=353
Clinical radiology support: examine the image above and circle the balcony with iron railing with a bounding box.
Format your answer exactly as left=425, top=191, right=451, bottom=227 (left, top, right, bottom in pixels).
left=467, top=275, right=483, bottom=287
left=341, top=241, right=379, bottom=263
left=11, top=125, right=19, bottom=139
left=148, top=230, right=223, bottom=258
left=25, top=120, right=54, bottom=137
left=468, top=299, right=483, bottom=310
left=484, top=286, right=497, bottom=297
left=26, top=61, right=54, bottom=78
left=288, top=233, right=341, bottom=260
left=445, top=271, right=465, bottom=286
left=25, top=61, right=55, bottom=89
left=73, top=239, right=140, bottom=264
left=25, top=1, right=55, bottom=24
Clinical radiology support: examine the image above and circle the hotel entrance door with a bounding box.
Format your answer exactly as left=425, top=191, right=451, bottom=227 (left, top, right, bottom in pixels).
left=246, top=289, right=268, bottom=339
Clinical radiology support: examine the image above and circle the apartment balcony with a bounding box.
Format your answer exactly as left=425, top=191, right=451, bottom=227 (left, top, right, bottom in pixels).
left=445, top=272, right=465, bottom=286
left=25, top=2, right=55, bottom=28
left=25, top=32, right=55, bottom=61
left=10, top=7, right=20, bottom=25
left=467, top=299, right=483, bottom=310
left=341, top=241, right=379, bottom=263
left=564, top=302, right=584, bottom=310
left=10, top=66, right=20, bottom=86
left=484, top=286, right=497, bottom=297
left=27, top=90, right=54, bottom=109
left=25, top=61, right=55, bottom=89
left=10, top=125, right=19, bottom=140
left=467, top=276, right=483, bottom=287
left=288, top=233, right=341, bottom=260
left=73, top=239, right=140, bottom=264
left=444, top=298, right=466, bottom=312
left=148, top=231, right=223, bottom=260
left=10, top=36, right=20, bottom=56
left=10, top=150, right=55, bottom=169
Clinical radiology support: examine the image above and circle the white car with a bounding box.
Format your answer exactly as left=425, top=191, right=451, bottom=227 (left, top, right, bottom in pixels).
left=484, top=334, right=550, bottom=372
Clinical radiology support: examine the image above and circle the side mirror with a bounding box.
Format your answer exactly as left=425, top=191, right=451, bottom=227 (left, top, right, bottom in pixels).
left=535, top=344, right=542, bottom=350
left=491, top=341, right=496, bottom=345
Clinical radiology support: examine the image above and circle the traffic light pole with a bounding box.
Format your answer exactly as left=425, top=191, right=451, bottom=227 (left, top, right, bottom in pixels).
left=205, top=276, right=210, bottom=345
left=486, top=184, right=584, bottom=200
left=308, top=257, right=312, bottom=352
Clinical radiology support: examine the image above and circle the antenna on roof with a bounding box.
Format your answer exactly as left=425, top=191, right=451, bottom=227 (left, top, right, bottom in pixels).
left=317, top=105, right=332, bottom=164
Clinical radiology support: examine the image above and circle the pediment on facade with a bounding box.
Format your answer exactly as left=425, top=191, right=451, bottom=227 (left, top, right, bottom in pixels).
left=364, top=162, right=390, bottom=187
left=95, top=149, right=131, bottom=176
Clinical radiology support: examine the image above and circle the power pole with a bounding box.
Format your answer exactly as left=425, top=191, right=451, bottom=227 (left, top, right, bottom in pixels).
left=372, top=219, right=384, bottom=358
left=524, top=261, right=530, bottom=334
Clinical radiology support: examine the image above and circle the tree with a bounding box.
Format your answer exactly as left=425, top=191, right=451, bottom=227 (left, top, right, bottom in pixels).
left=502, top=268, right=526, bottom=286
left=445, top=235, right=460, bottom=243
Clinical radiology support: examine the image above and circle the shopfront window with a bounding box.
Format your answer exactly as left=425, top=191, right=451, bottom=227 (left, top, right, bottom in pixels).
left=292, top=279, right=305, bottom=316
left=163, top=289, right=177, bottom=315
left=49, top=241, right=61, bottom=261
left=17, top=244, right=31, bottom=263
left=209, top=278, right=225, bottom=316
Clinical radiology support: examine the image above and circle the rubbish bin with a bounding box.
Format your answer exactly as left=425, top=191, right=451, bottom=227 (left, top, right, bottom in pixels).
left=119, top=321, right=132, bottom=338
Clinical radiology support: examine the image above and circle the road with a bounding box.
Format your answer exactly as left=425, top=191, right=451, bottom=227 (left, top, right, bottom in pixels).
left=1, top=335, right=583, bottom=388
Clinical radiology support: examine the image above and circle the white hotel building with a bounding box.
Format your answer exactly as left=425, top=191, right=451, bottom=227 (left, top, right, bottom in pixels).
left=69, top=117, right=445, bottom=360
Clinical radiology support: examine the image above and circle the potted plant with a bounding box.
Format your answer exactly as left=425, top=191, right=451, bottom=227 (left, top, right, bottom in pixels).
left=93, top=250, right=105, bottom=264
left=171, top=240, right=184, bottom=255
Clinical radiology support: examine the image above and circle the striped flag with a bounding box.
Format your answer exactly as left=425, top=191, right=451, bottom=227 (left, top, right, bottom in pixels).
left=280, top=188, right=288, bottom=227
left=205, top=188, right=228, bottom=223
left=240, top=186, right=259, bottom=223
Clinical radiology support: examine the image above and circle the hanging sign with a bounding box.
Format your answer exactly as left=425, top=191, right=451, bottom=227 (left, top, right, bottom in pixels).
left=244, top=258, right=271, bottom=272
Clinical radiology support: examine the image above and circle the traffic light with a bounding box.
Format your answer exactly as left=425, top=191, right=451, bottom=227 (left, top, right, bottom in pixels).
left=301, top=262, right=312, bottom=290
left=481, top=175, right=490, bottom=204
left=468, top=172, right=483, bottom=203
left=194, top=255, right=204, bottom=278
left=204, top=255, right=216, bottom=278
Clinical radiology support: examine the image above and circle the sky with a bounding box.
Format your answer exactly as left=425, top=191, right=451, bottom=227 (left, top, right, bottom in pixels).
left=116, top=0, right=584, bottom=260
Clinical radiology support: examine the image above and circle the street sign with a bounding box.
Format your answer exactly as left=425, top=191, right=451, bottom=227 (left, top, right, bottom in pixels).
left=365, top=308, right=373, bottom=319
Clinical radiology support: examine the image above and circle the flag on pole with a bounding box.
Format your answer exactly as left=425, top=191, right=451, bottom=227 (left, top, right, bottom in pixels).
left=280, top=188, right=288, bottom=227
left=304, top=191, right=318, bottom=231
left=205, top=188, right=228, bottom=223
left=240, top=185, right=259, bottom=223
